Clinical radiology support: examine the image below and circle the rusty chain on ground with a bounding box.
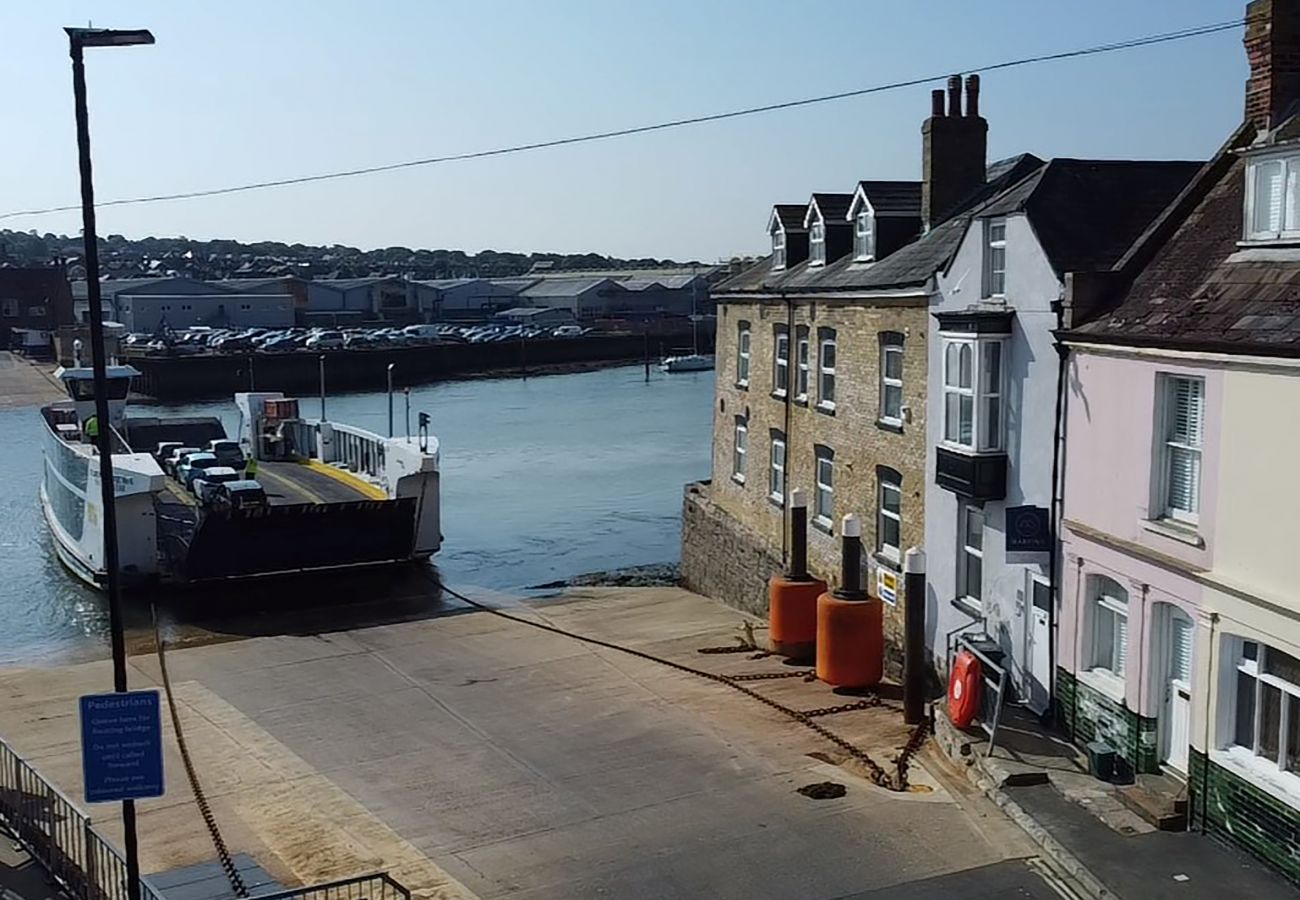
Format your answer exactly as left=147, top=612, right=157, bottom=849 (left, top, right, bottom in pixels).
left=151, top=606, right=250, bottom=898
left=425, top=575, right=930, bottom=792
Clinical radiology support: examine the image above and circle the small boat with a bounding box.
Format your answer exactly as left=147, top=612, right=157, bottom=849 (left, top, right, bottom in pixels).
left=660, top=353, right=715, bottom=373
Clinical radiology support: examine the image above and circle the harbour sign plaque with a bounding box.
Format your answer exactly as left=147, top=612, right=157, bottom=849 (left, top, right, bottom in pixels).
left=79, top=690, right=165, bottom=804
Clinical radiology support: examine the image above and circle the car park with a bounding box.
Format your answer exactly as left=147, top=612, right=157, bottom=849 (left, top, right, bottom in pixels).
left=305, top=331, right=345, bottom=350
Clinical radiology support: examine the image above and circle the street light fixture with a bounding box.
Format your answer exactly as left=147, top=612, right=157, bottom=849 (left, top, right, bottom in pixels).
left=65, top=25, right=155, bottom=900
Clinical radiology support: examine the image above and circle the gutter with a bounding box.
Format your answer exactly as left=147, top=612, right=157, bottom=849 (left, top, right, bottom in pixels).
left=1059, top=338, right=1300, bottom=369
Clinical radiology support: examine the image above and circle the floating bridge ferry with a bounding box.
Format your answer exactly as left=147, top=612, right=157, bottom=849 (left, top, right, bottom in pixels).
left=39, top=364, right=440, bottom=588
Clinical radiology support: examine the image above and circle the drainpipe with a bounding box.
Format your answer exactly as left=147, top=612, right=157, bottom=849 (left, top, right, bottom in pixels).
left=782, top=291, right=794, bottom=565
left=1199, top=611, right=1218, bottom=832
left=1048, top=290, right=1068, bottom=725
left=1134, top=583, right=1150, bottom=776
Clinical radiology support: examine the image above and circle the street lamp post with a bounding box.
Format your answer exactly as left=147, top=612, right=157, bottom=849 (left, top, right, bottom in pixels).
left=386, top=363, right=395, bottom=438
left=65, top=26, right=155, bottom=900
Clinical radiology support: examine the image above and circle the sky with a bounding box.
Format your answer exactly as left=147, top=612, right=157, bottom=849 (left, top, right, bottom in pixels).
left=0, top=1, right=1254, bottom=262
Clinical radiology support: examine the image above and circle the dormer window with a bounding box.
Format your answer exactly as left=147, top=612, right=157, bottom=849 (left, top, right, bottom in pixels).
left=810, top=221, right=826, bottom=266
left=854, top=210, right=875, bottom=261
left=1245, top=151, right=1300, bottom=241
left=772, top=229, right=787, bottom=270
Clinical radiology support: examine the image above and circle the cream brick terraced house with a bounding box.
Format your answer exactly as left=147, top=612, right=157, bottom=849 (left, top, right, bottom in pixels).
left=682, top=76, right=1039, bottom=664
left=1056, top=0, right=1300, bottom=883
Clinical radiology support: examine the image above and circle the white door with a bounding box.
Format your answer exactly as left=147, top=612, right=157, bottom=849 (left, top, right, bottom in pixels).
left=1163, top=609, right=1194, bottom=773
left=1025, top=574, right=1052, bottom=714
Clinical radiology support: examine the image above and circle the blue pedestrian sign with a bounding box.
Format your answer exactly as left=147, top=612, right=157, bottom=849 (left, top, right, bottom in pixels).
left=79, top=690, right=165, bottom=804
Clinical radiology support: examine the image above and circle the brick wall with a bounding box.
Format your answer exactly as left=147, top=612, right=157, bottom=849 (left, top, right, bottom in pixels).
left=1189, top=749, right=1300, bottom=886
left=699, top=295, right=929, bottom=654
left=1056, top=667, right=1158, bottom=775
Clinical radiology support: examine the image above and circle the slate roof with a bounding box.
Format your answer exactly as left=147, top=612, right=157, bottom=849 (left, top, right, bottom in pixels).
left=520, top=277, right=621, bottom=298
left=808, top=193, right=854, bottom=224
left=717, top=154, right=1044, bottom=295
left=72, top=277, right=225, bottom=300
left=1068, top=124, right=1300, bottom=355
left=856, top=181, right=922, bottom=216
left=771, top=205, right=808, bottom=232
left=312, top=277, right=404, bottom=290
left=979, top=159, right=1201, bottom=278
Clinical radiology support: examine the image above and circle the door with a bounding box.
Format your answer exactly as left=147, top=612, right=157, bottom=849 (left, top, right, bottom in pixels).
left=1163, top=608, right=1194, bottom=773
left=1025, top=574, right=1052, bottom=715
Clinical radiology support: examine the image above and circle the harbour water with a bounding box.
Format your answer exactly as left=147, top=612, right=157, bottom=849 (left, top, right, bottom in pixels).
left=0, top=364, right=713, bottom=665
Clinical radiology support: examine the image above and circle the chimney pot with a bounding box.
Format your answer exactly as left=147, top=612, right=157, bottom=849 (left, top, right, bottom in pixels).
left=930, top=89, right=945, bottom=117
left=947, top=75, right=963, bottom=117
left=965, top=74, right=980, bottom=117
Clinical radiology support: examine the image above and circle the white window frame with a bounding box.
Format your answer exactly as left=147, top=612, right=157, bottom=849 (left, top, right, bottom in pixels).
left=957, top=501, right=984, bottom=609
left=1227, top=639, right=1300, bottom=785
left=732, top=417, right=747, bottom=484
left=810, top=221, right=826, bottom=266
left=814, top=446, right=834, bottom=528
left=817, top=328, right=836, bottom=412
left=1244, top=151, right=1300, bottom=242
left=736, top=322, right=751, bottom=387
left=984, top=217, right=1007, bottom=298
left=769, top=432, right=786, bottom=504
left=772, top=228, right=787, bottom=270
left=879, top=334, right=904, bottom=426
left=941, top=336, right=1005, bottom=452
left=1087, top=577, right=1129, bottom=680
left=773, top=328, right=789, bottom=397
left=854, top=209, right=875, bottom=261
left=1154, top=374, right=1204, bottom=526
left=795, top=328, right=809, bottom=401
left=877, top=469, right=902, bottom=563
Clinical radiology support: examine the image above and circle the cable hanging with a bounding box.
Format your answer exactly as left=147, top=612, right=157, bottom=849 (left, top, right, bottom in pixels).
left=0, top=16, right=1249, bottom=221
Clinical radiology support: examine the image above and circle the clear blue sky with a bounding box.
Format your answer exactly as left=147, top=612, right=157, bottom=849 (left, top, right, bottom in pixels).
left=0, top=1, right=1251, bottom=261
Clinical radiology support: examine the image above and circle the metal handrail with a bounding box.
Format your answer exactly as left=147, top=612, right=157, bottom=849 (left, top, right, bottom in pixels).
left=250, top=872, right=412, bottom=900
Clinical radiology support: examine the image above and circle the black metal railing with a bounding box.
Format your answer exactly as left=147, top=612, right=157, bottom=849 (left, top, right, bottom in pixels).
left=1, top=736, right=410, bottom=900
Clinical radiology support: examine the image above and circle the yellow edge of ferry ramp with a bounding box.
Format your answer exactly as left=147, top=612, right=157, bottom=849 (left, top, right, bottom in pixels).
left=296, top=456, right=389, bottom=500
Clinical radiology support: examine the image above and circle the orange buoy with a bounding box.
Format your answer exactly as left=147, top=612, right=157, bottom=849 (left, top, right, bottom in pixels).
left=769, top=575, right=827, bottom=658
left=815, top=592, right=884, bottom=688
left=948, top=649, right=982, bottom=728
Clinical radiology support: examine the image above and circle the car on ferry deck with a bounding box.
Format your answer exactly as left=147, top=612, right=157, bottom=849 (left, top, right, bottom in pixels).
left=163, top=446, right=200, bottom=477
left=178, top=451, right=220, bottom=490
left=193, top=466, right=243, bottom=504
left=207, top=439, right=245, bottom=470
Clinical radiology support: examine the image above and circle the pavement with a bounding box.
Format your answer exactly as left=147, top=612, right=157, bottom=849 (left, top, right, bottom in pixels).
left=0, top=585, right=1077, bottom=900
left=932, top=699, right=1297, bottom=898
left=0, top=352, right=61, bottom=409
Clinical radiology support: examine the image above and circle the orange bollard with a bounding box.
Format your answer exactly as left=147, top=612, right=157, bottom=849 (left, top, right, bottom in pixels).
left=769, top=575, right=827, bottom=658
left=816, top=592, right=884, bottom=687
left=815, top=513, right=884, bottom=688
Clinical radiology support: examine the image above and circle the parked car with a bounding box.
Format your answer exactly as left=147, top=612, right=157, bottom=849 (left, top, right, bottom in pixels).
left=207, top=439, right=245, bottom=470
left=305, top=331, right=345, bottom=350
left=193, top=466, right=242, bottom=503
left=210, top=480, right=269, bottom=512
left=163, top=446, right=200, bottom=477
left=154, top=441, right=183, bottom=467
left=178, top=452, right=220, bottom=490
left=552, top=325, right=583, bottom=338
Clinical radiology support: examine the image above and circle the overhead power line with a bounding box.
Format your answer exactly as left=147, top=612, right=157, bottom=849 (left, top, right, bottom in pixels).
left=0, top=16, right=1249, bottom=222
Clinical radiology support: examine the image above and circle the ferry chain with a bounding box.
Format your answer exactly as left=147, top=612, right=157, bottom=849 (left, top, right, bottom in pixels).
left=425, top=575, right=931, bottom=792
left=151, top=608, right=250, bottom=899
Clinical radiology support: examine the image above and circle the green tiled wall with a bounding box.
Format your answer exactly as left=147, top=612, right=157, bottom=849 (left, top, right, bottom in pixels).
left=1055, top=667, right=1158, bottom=775
left=1189, top=749, right=1300, bottom=887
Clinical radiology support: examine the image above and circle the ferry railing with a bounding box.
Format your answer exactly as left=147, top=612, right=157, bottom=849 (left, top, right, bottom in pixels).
left=251, top=872, right=411, bottom=900
left=2, top=736, right=410, bottom=900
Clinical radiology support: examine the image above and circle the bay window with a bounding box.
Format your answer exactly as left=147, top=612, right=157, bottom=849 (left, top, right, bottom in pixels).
left=1230, top=639, right=1300, bottom=781
left=942, top=337, right=1004, bottom=452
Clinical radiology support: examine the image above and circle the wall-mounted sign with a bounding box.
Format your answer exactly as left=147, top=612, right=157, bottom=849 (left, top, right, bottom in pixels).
left=1006, top=505, right=1051, bottom=553
left=877, top=566, right=898, bottom=606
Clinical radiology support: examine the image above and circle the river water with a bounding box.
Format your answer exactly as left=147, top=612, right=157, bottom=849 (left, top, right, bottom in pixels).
left=0, top=364, right=714, bottom=665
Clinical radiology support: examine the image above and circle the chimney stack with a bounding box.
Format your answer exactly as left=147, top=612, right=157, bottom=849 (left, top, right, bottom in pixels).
left=922, top=74, right=988, bottom=231
left=1244, top=0, right=1300, bottom=132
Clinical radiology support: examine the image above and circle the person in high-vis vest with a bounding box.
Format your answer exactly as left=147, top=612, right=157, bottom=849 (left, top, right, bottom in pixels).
left=84, top=415, right=99, bottom=440
left=245, top=455, right=258, bottom=480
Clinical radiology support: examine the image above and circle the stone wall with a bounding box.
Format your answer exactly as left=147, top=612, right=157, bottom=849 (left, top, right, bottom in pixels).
left=1056, top=667, right=1158, bottom=775
left=1189, top=749, right=1300, bottom=886
left=680, top=481, right=782, bottom=618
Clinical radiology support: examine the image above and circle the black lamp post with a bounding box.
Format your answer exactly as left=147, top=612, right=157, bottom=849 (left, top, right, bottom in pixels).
left=66, top=26, right=155, bottom=900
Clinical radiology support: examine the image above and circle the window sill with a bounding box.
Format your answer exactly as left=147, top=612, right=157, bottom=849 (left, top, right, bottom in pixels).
left=1237, top=237, right=1300, bottom=249
left=812, top=515, right=833, bottom=535
left=950, top=596, right=982, bottom=619
left=767, top=493, right=784, bottom=509
left=1212, top=746, right=1300, bottom=809
left=939, top=442, right=1005, bottom=457
left=770, top=390, right=788, bottom=401
left=793, top=395, right=808, bottom=407
left=731, top=474, right=745, bottom=486
left=1142, top=518, right=1205, bottom=549
left=873, top=551, right=901, bottom=572
left=1077, top=667, right=1127, bottom=704
left=876, top=419, right=904, bottom=435
left=735, top=381, right=750, bottom=391
left=815, top=402, right=836, bottom=417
